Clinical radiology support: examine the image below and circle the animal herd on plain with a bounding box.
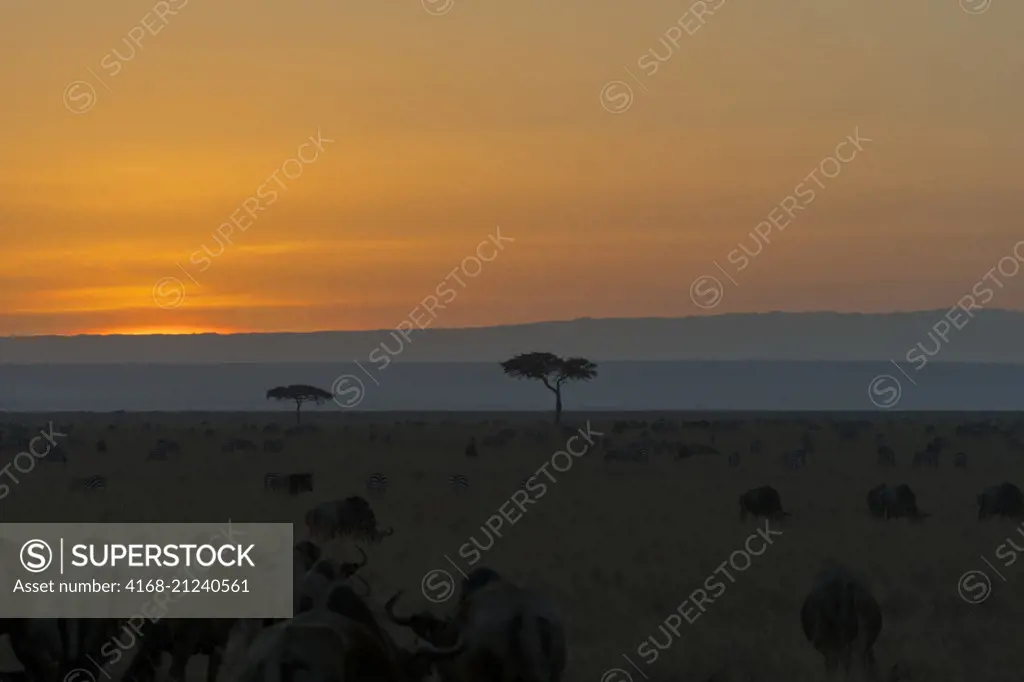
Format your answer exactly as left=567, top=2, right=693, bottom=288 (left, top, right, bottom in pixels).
left=0, top=491, right=567, bottom=682
left=2, top=415, right=1024, bottom=681
left=739, top=479, right=1024, bottom=522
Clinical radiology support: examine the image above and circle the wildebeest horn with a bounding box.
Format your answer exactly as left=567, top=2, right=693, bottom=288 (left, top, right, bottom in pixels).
left=413, top=635, right=466, bottom=660
left=341, top=546, right=368, bottom=576
left=385, top=590, right=415, bottom=625
left=352, top=573, right=371, bottom=597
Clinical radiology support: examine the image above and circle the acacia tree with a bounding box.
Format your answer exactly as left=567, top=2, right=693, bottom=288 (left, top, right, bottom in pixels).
left=499, top=352, right=598, bottom=424
left=266, top=384, right=332, bottom=425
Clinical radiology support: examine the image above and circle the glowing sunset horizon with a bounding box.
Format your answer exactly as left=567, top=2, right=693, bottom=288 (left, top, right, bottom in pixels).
left=2, top=1, right=1022, bottom=337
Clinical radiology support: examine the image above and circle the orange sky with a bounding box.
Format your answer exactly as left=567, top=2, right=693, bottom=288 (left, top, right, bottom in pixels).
left=1, top=0, right=1022, bottom=335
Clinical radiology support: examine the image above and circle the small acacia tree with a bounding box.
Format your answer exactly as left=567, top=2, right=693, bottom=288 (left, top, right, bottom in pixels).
left=499, top=352, right=598, bottom=424
left=266, top=384, right=332, bottom=425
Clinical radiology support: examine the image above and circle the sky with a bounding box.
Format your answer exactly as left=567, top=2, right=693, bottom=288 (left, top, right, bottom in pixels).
left=1, top=0, right=1022, bottom=335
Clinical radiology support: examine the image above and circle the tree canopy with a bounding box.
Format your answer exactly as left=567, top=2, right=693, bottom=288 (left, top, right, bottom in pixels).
left=499, top=352, right=598, bottom=422
left=266, top=384, right=332, bottom=424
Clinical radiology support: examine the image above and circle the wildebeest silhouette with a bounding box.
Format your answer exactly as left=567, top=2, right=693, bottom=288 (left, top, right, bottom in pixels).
left=868, top=483, right=927, bottom=520
left=739, top=486, right=789, bottom=521
left=978, top=482, right=1024, bottom=520
left=800, top=566, right=882, bottom=677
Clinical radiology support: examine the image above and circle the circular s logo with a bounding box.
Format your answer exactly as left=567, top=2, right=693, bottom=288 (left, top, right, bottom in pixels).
left=867, top=374, right=901, bottom=409
left=63, top=668, right=97, bottom=682
left=957, top=570, right=992, bottom=604
left=63, top=81, right=97, bottom=114
left=21, top=539, right=53, bottom=573
left=152, top=277, right=186, bottom=309
left=690, top=275, right=724, bottom=309
left=421, top=568, right=455, bottom=603
left=600, top=81, right=633, bottom=115
left=332, top=374, right=366, bottom=409
left=600, top=669, right=633, bottom=682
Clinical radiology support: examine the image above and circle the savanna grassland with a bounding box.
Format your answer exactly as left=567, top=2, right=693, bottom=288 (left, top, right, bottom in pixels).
left=2, top=412, right=1023, bottom=682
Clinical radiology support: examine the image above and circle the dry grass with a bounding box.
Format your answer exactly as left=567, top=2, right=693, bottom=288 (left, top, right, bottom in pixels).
left=2, top=413, right=1023, bottom=682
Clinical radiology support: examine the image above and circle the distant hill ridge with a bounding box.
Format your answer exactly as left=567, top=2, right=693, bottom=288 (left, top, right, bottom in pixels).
left=3, top=310, right=1024, bottom=364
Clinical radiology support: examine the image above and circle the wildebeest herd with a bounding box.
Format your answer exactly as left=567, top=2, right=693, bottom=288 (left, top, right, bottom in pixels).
left=2, top=413, right=1024, bottom=681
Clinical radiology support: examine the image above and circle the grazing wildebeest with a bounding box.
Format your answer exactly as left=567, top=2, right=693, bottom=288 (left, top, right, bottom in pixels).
left=739, top=486, right=789, bottom=521
left=386, top=568, right=567, bottom=682
left=728, top=451, right=740, bottom=467
left=294, top=539, right=322, bottom=572
left=220, top=605, right=450, bottom=682
left=953, top=452, right=967, bottom=468
left=877, top=445, right=895, bottom=466
left=978, top=482, right=1024, bottom=519
left=58, top=618, right=125, bottom=680
left=95, top=439, right=107, bottom=453
left=0, top=619, right=62, bottom=682
left=294, top=546, right=371, bottom=612
left=288, top=472, right=313, bottom=494
left=305, top=496, right=394, bottom=543
left=866, top=484, right=887, bottom=519
left=800, top=566, right=882, bottom=677
left=874, top=483, right=927, bottom=520
left=121, top=618, right=237, bottom=682
left=465, top=437, right=478, bottom=457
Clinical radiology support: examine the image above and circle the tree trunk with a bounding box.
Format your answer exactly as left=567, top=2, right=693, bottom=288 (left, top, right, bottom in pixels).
left=295, top=400, right=302, bottom=425
left=554, top=388, right=562, bottom=424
